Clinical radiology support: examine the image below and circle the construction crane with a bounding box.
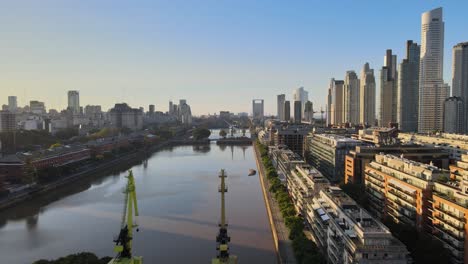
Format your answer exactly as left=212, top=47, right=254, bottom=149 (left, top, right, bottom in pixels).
left=108, top=170, right=143, bottom=264
left=212, top=169, right=238, bottom=264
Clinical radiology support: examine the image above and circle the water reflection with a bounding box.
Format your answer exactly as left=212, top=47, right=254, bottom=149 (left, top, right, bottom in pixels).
left=0, top=143, right=275, bottom=264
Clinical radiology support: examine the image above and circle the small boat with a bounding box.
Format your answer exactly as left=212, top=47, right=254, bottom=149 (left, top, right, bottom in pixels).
left=248, top=169, right=256, bottom=176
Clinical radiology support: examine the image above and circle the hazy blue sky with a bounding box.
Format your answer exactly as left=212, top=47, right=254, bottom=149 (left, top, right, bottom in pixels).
left=1, top=0, right=467, bottom=115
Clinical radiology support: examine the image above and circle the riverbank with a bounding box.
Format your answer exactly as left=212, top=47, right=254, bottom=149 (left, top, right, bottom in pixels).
left=0, top=140, right=171, bottom=211
left=253, top=143, right=297, bottom=264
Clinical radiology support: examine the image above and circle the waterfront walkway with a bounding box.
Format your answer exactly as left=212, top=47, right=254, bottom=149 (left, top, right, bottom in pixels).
left=254, top=144, right=297, bottom=264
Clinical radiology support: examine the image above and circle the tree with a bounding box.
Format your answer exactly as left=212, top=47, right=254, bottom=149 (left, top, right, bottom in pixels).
left=192, top=128, right=211, bottom=140
left=219, top=129, right=227, bottom=138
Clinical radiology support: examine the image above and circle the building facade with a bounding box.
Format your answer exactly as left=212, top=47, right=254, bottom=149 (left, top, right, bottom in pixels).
left=365, top=154, right=445, bottom=228
left=109, top=103, right=143, bottom=131
left=305, top=133, right=363, bottom=183
left=399, top=132, right=468, bottom=161
left=344, top=71, right=360, bottom=124
left=294, top=100, right=302, bottom=124
left=306, top=187, right=408, bottom=264
left=444, top=97, right=465, bottom=134
left=380, top=49, right=398, bottom=127
left=359, top=63, right=376, bottom=126
left=277, top=94, right=285, bottom=121
left=0, top=110, right=16, bottom=133
left=284, top=100, right=291, bottom=122
left=418, top=7, right=450, bottom=133
left=67, top=90, right=80, bottom=114
left=398, top=40, right=420, bottom=132
left=331, top=79, right=345, bottom=125
left=8, top=96, right=17, bottom=113
left=252, top=99, right=264, bottom=119
left=452, top=42, right=468, bottom=133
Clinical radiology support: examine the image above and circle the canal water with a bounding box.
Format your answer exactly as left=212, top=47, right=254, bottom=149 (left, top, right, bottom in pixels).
left=0, top=131, right=276, bottom=264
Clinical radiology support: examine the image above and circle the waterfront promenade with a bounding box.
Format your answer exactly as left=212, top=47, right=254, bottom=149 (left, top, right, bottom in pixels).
left=254, top=143, right=297, bottom=264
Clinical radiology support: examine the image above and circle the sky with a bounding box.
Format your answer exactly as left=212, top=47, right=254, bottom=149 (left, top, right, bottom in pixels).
left=1, top=0, right=468, bottom=116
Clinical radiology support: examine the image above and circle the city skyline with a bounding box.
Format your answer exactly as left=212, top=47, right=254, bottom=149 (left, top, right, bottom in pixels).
left=1, top=1, right=468, bottom=115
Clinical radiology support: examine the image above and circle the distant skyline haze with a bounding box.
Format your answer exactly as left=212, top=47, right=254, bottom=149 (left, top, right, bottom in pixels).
left=1, top=1, right=468, bottom=115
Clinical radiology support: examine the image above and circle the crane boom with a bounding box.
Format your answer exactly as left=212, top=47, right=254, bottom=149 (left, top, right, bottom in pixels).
left=108, top=170, right=142, bottom=264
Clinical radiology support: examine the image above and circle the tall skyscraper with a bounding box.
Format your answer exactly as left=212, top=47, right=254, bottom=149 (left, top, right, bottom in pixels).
left=292, top=86, right=308, bottom=119
left=252, top=99, right=264, bottom=119
left=7, top=96, right=17, bottom=113
left=277, top=94, right=286, bottom=120
left=304, top=101, right=313, bottom=122
left=359, top=63, right=376, bottom=126
left=331, top=79, right=345, bottom=125
left=443, top=97, right=464, bottom=133
left=67, top=90, right=80, bottom=114
left=380, top=49, right=398, bottom=127
left=326, top=83, right=332, bottom=126
left=452, top=42, right=468, bottom=132
left=169, top=101, right=173, bottom=114
left=294, top=100, right=302, bottom=123
left=418, top=7, right=450, bottom=133
left=344, top=71, right=360, bottom=124
left=284, top=100, right=291, bottom=122
left=398, top=41, right=421, bottom=132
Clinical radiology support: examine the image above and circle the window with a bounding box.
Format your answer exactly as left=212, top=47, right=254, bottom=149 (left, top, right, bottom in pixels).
left=363, top=253, right=369, bottom=259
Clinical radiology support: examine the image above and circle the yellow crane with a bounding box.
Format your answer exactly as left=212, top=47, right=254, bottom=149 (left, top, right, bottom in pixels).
left=212, top=169, right=238, bottom=264
left=108, top=170, right=143, bottom=264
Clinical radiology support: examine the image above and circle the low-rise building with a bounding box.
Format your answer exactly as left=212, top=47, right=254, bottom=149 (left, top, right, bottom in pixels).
left=0, top=145, right=91, bottom=182
left=86, top=136, right=131, bottom=156
left=305, top=133, right=363, bottom=183
left=306, top=187, right=408, bottom=264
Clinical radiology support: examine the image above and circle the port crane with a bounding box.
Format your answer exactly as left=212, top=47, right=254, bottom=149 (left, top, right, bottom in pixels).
left=108, top=170, right=143, bottom=264
left=212, top=169, right=238, bottom=264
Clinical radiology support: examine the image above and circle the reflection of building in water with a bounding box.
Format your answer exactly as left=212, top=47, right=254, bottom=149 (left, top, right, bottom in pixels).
left=26, top=215, right=39, bottom=230
left=192, top=145, right=211, bottom=153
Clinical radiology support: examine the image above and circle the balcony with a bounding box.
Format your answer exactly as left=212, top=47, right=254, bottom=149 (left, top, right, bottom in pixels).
left=434, top=214, right=465, bottom=231
left=388, top=188, right=416, bottom=206
left=434, top=205, right=466, bottom=223
left=433, top=223, right=465, bottom=243
left=433, top=191, right=468, bottom=209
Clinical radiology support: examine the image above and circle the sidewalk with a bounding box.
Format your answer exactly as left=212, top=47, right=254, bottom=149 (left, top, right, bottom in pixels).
left=254, top=144, right=297, bottom=264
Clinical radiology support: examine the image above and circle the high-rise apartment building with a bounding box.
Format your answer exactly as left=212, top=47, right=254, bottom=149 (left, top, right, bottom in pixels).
left=252, top=99, right=264, bottom=119
left=344, top=71, right=360, bottom=124
left=380, top=49, right=398, bottom=127
left=169, top=101, right=173, bottom=115
left=284, top=100, right=291, bottom=122
left=326, top=83, right=332, bottom=126
left=292, top=86, right=308, bottom=119
left=418, top=7, right=450, bottom=132
left=67, top=90, right=80, bottom=114
left=452, top=42, right=468, bottom=132
left=0, top=110, right=16, bottom=133
left=7, top=96, right=17, bottom=113
left=398, top=41, right=420, bottom=132
left=277, top=94, right=285, bottom=121
left=304, top=101, right=313, bottom=122
left=359, top=63, right=376, bottom=125
left=443, top=97, right=464, bottom=133
left=331, top=79, right=345, bottom=125
left=109, top=103, right=143, bottom=131
left=293, top=100, right=302, bottom=123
